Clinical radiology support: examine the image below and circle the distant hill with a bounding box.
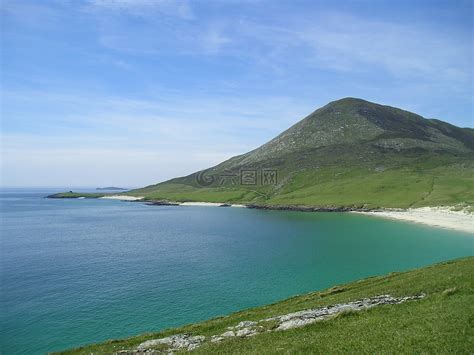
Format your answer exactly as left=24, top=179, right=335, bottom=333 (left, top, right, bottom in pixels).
left=130, top=98, right=474, bottom=208
left=96, top=187, right=127, bottom=191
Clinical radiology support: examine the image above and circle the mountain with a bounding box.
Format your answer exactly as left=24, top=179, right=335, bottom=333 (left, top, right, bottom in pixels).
left=130, top=98, right=474, bottom=208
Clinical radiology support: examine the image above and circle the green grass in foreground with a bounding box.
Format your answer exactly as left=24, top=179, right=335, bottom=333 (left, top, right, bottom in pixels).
left=59, top=256, right=474, bottom=354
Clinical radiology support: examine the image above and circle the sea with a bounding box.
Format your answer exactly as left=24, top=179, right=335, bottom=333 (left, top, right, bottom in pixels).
left=1, top=188, right=472, bottom=354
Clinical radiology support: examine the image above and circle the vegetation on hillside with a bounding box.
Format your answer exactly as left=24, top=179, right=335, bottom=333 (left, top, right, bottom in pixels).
left=128, top=98, right=474, bottom=208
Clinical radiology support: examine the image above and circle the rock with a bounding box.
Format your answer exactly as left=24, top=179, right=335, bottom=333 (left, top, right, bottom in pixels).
left=277, top=317, right=323, bottom=331
left=145, top=200, right=181, bottom=206
left=221, top=331, right=235, bottom=337
left=270, top=294, right=425, bottom=331
left=119, top=294, right=425, bottom=353
left=245, top=204, right=377, bottom=213
left=136, top=334, right=205, bottom=352
left=236, top=328, right=257, bottom=337
left=235, top=320, right=257, bottom=328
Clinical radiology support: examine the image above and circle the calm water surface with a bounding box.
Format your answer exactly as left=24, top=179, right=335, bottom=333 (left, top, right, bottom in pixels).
left=1, top=189, right=472, bottom=354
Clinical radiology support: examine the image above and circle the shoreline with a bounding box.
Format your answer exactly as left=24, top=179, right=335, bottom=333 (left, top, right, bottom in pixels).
left=47, top=194, right=472, bottom=233
left=145, top=201, right=472, bottom=233
left=100, top=195, right=144, bottom=201
left=144, top=200, right=246, bottom=208
left=354, top=207, right=473, bottom=234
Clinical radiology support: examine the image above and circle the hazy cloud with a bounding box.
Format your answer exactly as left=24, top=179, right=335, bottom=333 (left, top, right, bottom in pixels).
left=86, top=0, right=193, bottom=19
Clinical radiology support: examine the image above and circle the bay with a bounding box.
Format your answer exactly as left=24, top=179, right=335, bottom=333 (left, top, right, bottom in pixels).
left=1, top=189, right=472, bottom=354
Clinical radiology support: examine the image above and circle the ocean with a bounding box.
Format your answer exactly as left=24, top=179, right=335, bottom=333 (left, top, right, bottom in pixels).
left=1, top=188, right=472, bottom=354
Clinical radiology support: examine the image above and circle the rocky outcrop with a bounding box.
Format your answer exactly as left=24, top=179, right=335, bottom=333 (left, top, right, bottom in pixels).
left=117, top=293, right=424, bottom=354
left=144, top=200, right=181, bottom=206
left=265, top=294, right=425, bottom=331
left=118, top=334, right=205, bottom=354
left=245, top=204, right=383, bottom=212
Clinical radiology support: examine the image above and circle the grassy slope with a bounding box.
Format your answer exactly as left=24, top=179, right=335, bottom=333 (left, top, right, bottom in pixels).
left=129, top=160, right=474, bottom=209
left=60, top=257, right=474, bottom=354
left=126, top=98, right=474, bottom=209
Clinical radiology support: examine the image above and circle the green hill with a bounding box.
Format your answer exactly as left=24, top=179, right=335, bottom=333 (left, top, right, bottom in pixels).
left=59, top=256, right=474, bottom=354
left=129, top=98, right=474, bottom=209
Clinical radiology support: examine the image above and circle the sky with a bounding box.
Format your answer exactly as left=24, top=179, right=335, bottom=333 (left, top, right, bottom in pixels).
left=1, top=0, right=472, bottom=188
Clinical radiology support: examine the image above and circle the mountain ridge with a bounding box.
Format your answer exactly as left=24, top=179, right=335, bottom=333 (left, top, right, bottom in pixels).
left=129, top=98, right=474, bottom=208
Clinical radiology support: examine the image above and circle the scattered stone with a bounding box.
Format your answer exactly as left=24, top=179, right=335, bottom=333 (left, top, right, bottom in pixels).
left=235, top=320, right=257, bottom=329
left=119, top=294, right=424, bottom=353
left=245, top=204, right=381, bottom=212
left=145, top=200, right=181, bottom=206
left=210, top=336, right=224, bottom=343
left=236, top=328, right=258, bottom=337
left=266, top=294, right=425, bottom=331
left=135, top=334, right=205, bottom=353
left=221, top=331, right=235, bottom=337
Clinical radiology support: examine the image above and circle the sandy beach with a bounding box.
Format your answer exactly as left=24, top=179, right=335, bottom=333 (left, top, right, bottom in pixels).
left=180, top=202, right=246, bottom=207
left=356, top=207, right=473, bottom=234
left=180, top=202, right=226, bottom=206
left=100, top=195, right=144, bottom=201
left=109, top=197, right=473, bottom=233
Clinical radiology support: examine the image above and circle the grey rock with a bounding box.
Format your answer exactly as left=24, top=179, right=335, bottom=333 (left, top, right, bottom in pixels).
left=235, top=321, right=257, bottom=329
left=136, top=334, right=205, bottom=352
left=236, top=328, right=257, bottom=337
left=221, top=331, right=235, bottom=337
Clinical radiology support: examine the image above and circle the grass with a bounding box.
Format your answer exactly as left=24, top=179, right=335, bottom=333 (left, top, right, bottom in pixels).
left=59, top=256, right=474, bottom=354
left=266, top=164, right=474, bottom=208
left=49, top=160, right=474, bottom=209
left=124, top=159, right=474, bottom=209
left=49, top=98, right=474, bottom=209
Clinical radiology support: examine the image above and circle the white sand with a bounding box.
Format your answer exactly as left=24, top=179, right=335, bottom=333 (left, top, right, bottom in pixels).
left=100, top=195, right=144, bottom=201
left=356, top=207, right=473, bottom=234
left=180, top=202, right=227, bottom=207
left=180, top=202, right=247, bottom=207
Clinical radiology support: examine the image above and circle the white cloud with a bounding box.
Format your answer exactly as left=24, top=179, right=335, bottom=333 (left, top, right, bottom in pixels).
left=87, top=7, right=471, bottom=89
left=201, top=28, right=232, bottom=54
left=87, top=0, right=193, bottom=19
left=1, top=90, right=315, bottom=187
left=232, top=13, right=472, bottom=85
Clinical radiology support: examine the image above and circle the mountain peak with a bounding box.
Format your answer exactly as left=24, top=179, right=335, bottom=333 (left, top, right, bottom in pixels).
left=225, top=98, right=473, bottom=166
left=132, top=98, right=474, bottom=208
left=327, top=97, right=369, bottom=105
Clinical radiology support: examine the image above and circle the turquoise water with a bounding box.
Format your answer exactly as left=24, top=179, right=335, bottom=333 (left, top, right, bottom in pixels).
left=1, top=189, right=472, bottom=354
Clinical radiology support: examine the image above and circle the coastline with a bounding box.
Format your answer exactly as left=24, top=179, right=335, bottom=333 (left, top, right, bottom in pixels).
left=47, top=193, right=472, bottom=233
left=354, top=207, right=473, bottom=234
left=147, top=201, right=472, bottom=233
left=100, top=195, right=144, bottom=201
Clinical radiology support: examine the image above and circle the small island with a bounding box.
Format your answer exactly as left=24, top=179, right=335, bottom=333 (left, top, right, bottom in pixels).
left=47, top=192, right=107, bottom=199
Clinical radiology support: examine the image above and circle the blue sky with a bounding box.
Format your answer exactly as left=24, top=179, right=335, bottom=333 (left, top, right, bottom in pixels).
left=1, top=0, right=472, bottom=187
